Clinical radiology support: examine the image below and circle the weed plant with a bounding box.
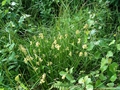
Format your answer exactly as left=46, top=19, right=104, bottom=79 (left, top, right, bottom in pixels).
left=0, top=0, right=120, bottom=90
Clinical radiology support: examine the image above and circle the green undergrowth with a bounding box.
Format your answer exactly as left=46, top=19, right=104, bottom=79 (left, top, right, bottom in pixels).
left=0, top=0, right=120, bottom=90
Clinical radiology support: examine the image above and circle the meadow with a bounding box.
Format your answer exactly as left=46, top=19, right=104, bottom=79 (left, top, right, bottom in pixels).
left=0, top=0, right=120, bottom=90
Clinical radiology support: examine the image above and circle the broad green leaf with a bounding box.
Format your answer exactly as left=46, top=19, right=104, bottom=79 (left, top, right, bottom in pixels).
left=110, top=74, right=117, bottom=82
left=66, top=74, right=75, bottom=83
left=78, top=76, right=92, bottom=85
left=107, top=83, right=114, bottom=87
left=78, top=77, right=84, bottom=84
left=84, top=76, right=92, bottom=84
left=0, top=88, right=4, bottom=90
left=86, top=78, right=92, bottom=84
left=99, top=40, right=108, bottom=48
left=99, top=74, right=107, bottom=81
left=9, top=43, right=15, bottom=51
left=108, top=58, right=112, bottom=64
left=101, top=65, right=108, bottom=73
left=18, top=16, right=25, bottom=24
left=5, top=9, right=9, bottom=14
left=15, top=74, right=21, bottom=83
left=86, top=84, right=93, bottom=90
left=7, top=0, right=10, bottom=3
left=69, top=67, right=74, bottom=74
left=95, top=80, right=102, bottom=88
left=84, top=34, right=88, bottom=43
left=100, top=58, right=108, bottom=69
left=8, top=52, right=15, bottom=61
left=109, top=40, right=115, bottom=46
left=2, top=0, right=6, bottom=6
left=59, top=71, right=67, bottom=76
left=116, top=86, right=120, bottom=89
left=118, top=26, right=120, bottom=31
left=94, top=51, right=101, bottom=59
left=106, top=51, right=113, bottom=58
left=116, top=44, right=120, bottom=51
left=109, top=62, right=118, bottom=73
left=87, top=42, right=94, bottom=51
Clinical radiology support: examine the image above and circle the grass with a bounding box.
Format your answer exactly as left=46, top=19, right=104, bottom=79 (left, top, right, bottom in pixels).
left=0, top=0, right=120, bottom=90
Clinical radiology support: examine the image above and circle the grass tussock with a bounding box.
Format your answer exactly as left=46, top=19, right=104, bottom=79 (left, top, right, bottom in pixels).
left=0, top=0, right=120, bottom=90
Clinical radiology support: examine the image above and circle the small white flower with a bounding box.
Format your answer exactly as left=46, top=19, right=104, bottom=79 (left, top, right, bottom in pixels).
left=42, top=73, right=46, bottom=79
left=90, top=13, right=95, bottom=19
left=36, top=42, right=40, bottom=47
left=23, top=14, right=31, bottom=18
left=76, top=30, right=80, bottom=34
left=90, top=29, right=96, bottom=35
left=98, top=26, right=102, bottom=29
left=65, top=47, right=69, bottom=51
left=40, top=79, right=45, bottom=84
left=39, top=33, right=44, bottom=39
left=82, top=44, right=87, bottom=49
left=62, top=75, right=66, bottom=79
left=55, top=44, right=61, bottom=50
left=47, top=62, right=53, bottom=66
left=84, top=52, right=88, bottom=57
left=88, top=11, right=91, bottom=14
left=69, top=51, right=72, bottom=56
left=79, top=52, right=83, bottom=57
left=94, top=40, right=101, bottom=45
left=77, top=38, right=81, bottom=44
left=11, top=2, right=16, bottom=6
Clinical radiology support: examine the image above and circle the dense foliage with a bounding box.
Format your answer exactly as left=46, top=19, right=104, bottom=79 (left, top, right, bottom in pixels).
left=0, top=0, right=120, bottom=90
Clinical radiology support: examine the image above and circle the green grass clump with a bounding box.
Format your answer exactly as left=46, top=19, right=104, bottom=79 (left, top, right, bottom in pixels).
left=0, top=0, right=120, bottom=90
